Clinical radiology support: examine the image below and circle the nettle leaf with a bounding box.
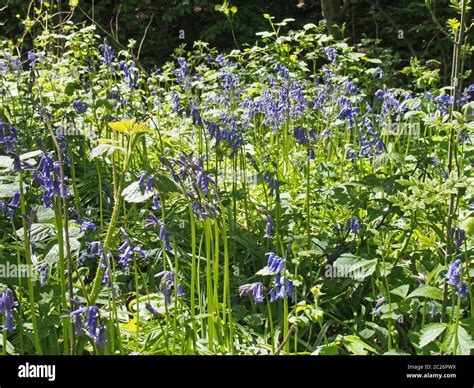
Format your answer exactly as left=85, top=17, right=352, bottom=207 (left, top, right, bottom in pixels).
left=407, top=285, right=443, bottom=301
left=419, top=323, right=447, bottom=348
left=17, top=223, right=56, bottom=243
left=332, top=253, right=377, bottom=281
left=122, top=181, right=154, bottom=203
left=443, top=325, right=474, bottom=355
left=90, top=142, right=126, bottom=159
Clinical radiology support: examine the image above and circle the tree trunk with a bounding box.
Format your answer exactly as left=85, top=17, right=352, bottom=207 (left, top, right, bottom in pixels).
left=320, top=0, right=350, bottom=40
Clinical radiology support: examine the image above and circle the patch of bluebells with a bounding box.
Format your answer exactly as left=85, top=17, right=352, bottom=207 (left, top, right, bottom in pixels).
left=239, top=252, right=294, bottom=303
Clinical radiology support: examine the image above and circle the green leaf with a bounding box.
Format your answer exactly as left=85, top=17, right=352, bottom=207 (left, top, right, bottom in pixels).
left=342, top=335, right=378, bottom=355
left=154, top=172, right=183, bottom=193
left=90, top=143, right=125, bottom=159
left=122, top=181, right=154, bottom=203
left=44, top=238, right=81, bottom=265
left=391, top=284, right=410, bottom=298
left=419, top=323, right=447, bottom=348
left=17, top=223, right=55, bottom=243
left=407, top=285, right=443, bottom=301
left=0, top=182, right=20, bottom=198
left=443, top=325, right=474, bottom=355
left=332, top=253, right=377, bottom=281
left=312, top=343, right=339, bottom=355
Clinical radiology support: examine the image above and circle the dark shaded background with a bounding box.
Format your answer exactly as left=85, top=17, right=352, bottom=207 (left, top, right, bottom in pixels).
left=1, top=0, right=472, bottom=84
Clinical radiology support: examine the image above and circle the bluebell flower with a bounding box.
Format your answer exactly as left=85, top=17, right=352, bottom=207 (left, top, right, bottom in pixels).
left=12, top=155, right=22, bottom=172
left=159, top=222, right=171, bottom=251
left=8, top=191, right=20, bottom=208
left=457, top=281, right=468, bottom=298
left=72, top=99, right=88, bottom=113
left=99, top=41, right=115, bottom=65
left=155, top=271, right=184, bottom=304
left=265, top=215, right=273, bottom=239
left=266, top=252, right=284, bottom=274
left=72, top=218, right=97, bottom=232
left=96, top=324, right=106, bottom=347
left=39, top=265, right=48, bottom=285
left=372, top=296, right=385, bottom=317
left=374, top=67, right=384, bottom=78
left=451, top=227, right=465, bottom=250
left=151, top=193, right=161, bottom=211
left=145, top=303, right=159, bottom=317
left=269, top=275, right=294, bottom=302
left=0, top=289, right=18, bottom=332
left=346, top=216, right=361, bottom=234
left=324, top=47, right=338, bottom=64
left=144, top=213, right=160, bottom=228
left=239, top=282, right=265, bottom=303
left=446, top=259, right=462, bottom=287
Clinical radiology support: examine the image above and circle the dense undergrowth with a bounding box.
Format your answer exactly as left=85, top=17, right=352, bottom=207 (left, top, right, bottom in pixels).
left=0, top=12, right=473, bottom=355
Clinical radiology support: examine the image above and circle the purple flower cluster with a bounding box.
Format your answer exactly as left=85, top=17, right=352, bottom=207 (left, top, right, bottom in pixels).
left=34, top=153, right=67, bottom=208
left=118, top=228, right=148, bottom=267
left=69, top=305, right=106, bottom=346
left=99, top=41, right=115, bottom=66
left=446, top=259, right=468, bottom=298
left=0, top=289, right=18, bottom=332
left=162, top=154, right=219, bottom=220
left=154, top=270, right=184, bottom=304
left=239, top=282, right=265, bottom=303
left=451, top=227, right=465, bottom=251
left=0, top=191, right=21, bottom=219
left=0, top=120, right=18, bottom=154
left=239, top=252, right=294, bottom=303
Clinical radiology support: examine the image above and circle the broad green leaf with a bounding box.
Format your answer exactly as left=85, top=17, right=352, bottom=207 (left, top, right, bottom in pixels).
left=122, top=181, right=154, bottom=203
left=443, top=325, right=474, bottom=355
left=332, top=253, right=377, bottom=281
left=342, top=335, right=378, bottom=355
left=154, top=172, right=183, bottom=193
left=90, top=142, right=125, bottom=159
left=390, top=284, right=410, bottom=298
left=419, top=323, right=447, bottom=348
left=0, top=182, right=20, bottom=198
left=17, top=223, right=55, bottom=243
left=407, top=285, right=443, bottom=301
left=312, top=343, right=339, bottom=355
left=44, top=238, right=81, bottom=265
